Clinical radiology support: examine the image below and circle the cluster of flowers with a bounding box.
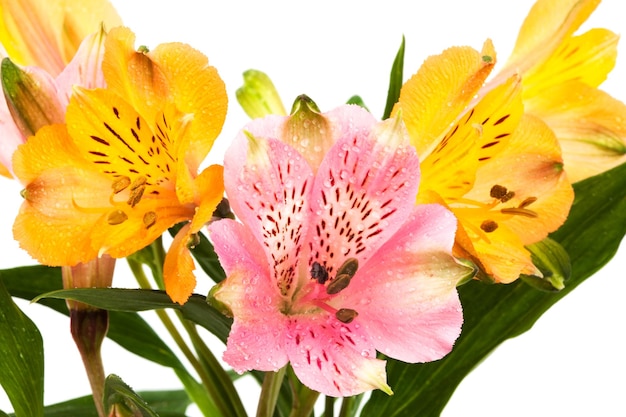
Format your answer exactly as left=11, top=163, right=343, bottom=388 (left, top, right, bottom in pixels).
left=1, top=0, right=624, bottom=398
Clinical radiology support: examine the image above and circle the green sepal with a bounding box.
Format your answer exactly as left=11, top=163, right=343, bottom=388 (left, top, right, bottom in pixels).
left=0, top=281, right=44, bottom=417
left=521, top=237, right=571, bottom=291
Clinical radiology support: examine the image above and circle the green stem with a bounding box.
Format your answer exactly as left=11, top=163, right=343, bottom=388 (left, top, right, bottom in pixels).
left=324, top=396, right=335, bottom=417
left=70, top=308, right=108, bottom=417
left=181, top=319, right=248, bottom=417
left=288, top=383, right=320, bottom=417
left=127, top=258, right=223, bottom=417
left=257, top=367, right=287, bottom=417
left=338, top=395, right=361, bottom=417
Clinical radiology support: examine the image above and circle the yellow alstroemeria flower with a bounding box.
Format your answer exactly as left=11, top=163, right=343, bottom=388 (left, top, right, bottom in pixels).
left=12, top=27, right=227, bottom=304
left=0, top=0, right=121, bottom=76
left=488, top=0, right=626, bottom=182
left=396, top=42, right=574, bottom=283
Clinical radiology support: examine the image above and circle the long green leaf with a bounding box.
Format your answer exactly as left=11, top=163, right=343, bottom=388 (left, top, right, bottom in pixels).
left=382, top=36, right=405, bottom=120
left=362, top=161, right=626, bottom=416
left=0, top=281, right=44, bottom=417
left=34, top=288, right=233, bottom=344
left=0, top=266, right=185, bottom=370
left=5, top=389, right=190, bottom=417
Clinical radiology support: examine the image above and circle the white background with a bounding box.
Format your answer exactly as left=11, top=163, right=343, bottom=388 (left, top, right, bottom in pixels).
left=1, top=0, right=625, bottom=416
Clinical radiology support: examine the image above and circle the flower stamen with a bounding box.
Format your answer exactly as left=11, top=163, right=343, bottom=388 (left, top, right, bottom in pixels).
left=335, top=308, right=359, bottom=323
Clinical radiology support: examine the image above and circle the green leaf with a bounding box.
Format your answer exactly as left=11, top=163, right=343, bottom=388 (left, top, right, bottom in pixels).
left=361, top=161, right=626, bottom=417
left=5, top=390, right=189, bottom=417
left=0, top=266, right=186, bottom=370
left=33, top=288, right=233, bottom=344
left=0, top=280, right=44, bottom=417
left=103, top=374, right=159, bottom=417
left=346, top=95, right=369, bottom=111
left=382, top=36, right=405, bottom=120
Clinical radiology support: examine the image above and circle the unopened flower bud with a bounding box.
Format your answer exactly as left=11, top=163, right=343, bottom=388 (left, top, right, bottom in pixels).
left=236, top=69, right=286, bottom=118
left=1, top=57, right=65, bottom=137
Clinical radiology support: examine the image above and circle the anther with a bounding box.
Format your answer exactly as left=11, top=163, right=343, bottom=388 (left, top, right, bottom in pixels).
left=500, top=207, right=538, bottom=218
left=112, top=176, right=131, bottom=194
left=127, top=187, right=145, bottom=207
left=186, top=233, right=200, bottom=249
left=480, top=220, right=498, bottom=233
left=143, top=211, right=157, bottom=228
left=107, top=210, right=128, bottom=225
left=519, top=196, right=537, bottom=208
left=326, top=274, right=352, bottom=295
left=336, top=308, right=359, bottom=324
left=336, top=257, right=358, bottom=279
left=311, top=261, right=329, bottom=284
left=490, top=184, right=508, bottom=199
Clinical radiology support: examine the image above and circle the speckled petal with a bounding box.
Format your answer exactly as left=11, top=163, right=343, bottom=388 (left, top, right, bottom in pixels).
left=210, top=219, right=289, bottom=372
left=306, top=107, right=420, bottom=280
left=285, top=313, right=391, bottom=397
left=223, top=127, right=314, bottom=298
left=336, top=204, right=465, bottom=363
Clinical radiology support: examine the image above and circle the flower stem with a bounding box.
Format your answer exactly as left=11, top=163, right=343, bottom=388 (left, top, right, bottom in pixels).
left=257, top=366, right=287, bottom=417
left=181, top=319, right=248, bottom=417
left=324, top=396, right=335, bottom=417
left=69, top=308, right=108, bottom=417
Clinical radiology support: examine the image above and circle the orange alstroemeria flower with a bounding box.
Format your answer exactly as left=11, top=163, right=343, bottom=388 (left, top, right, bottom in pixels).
left=396, top=42, right=574, bottom=283
left=13, top=27, right=227, bottom=303
left=488, top=0, right=626, bottom=182
left=0, top=0, right=121, bottom=76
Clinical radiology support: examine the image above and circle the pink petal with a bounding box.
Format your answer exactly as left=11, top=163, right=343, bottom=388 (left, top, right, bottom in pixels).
left=55, top=29, right=107, bottom=108
left=285, top=312, right=390, bottom=397
left=337, top=204, right=465, bottom=363
left=223, top=127, right=315, bottom=298
left=209, top=219, right=290, bottom=372
left=305, top=108, right=420, bottom=278
left=0, top=92, right=26, bottom=175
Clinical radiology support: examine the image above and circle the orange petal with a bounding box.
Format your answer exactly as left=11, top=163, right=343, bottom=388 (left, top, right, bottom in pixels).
left=163, top=223, right=196, bottom=304
left=465, top=115, right=574, bottom=246
left=102, top=26, right=169, bottom=125
left=397, top=40, right=496, bottom=158
left=150, top=42, right=227, bottom=174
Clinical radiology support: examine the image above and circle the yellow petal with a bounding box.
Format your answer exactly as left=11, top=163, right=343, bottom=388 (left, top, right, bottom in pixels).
left=397, top=40, right=496, bottom=158
left=0, top=0, right=121, bottom=75
left=522, top=28, right=619, bottom=97
left=417, top=75, right=523, bottom=202
left=504, top=0, right=600, bottom=77
left=525, top=81, right=626, bottom=182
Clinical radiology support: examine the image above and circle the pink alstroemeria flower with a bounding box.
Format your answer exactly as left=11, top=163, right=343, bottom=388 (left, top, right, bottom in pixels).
left=209, top=100, right=470, bottom=396
left=0, top=27, right=108, bottom=177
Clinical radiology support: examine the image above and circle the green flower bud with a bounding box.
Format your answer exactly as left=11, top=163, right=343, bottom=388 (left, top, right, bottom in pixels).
left=236, top=69, right=286, bottom=118
left=1, top=57, right=64, bottom=137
